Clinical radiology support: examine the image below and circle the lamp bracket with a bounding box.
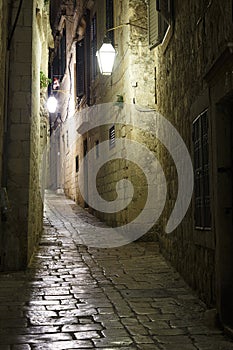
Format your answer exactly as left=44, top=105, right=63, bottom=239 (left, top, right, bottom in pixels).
left=106, top=21, right=147, bottom=33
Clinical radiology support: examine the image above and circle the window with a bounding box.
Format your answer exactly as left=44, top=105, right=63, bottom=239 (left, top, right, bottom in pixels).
left=109, top=125, right=115, bottom=149
left=66, top=130, right=69, bottom=148
left=193, top=110, right=211, bottom=229
left=148, top=0, right=172, bottom=49
left=106, top=0, right=114, bottom=45
left=75, top=155, right=79, bottom=173
left=53, top=27, right=66, bottom=81
left=95, top=140, right=99, bottom=158
left=60, top=27, right=66, bottom=77
left=76, top=39, right=85, bottom=98
left=76, top=12, right=91, bottom=104
left=91, top=13, right=97, bottom=81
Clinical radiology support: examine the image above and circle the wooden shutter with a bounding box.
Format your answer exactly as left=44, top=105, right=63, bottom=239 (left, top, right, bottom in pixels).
left=60, top=28, right=66, bottom=78
left=53, top=53, right=59, bottom=77
left=202, top=112, right=211, bottom=228
left=106, top=0, right=114, bottom=45
left=91, top=14, right=97, bottom=80
left=193, top=110, right=211, bottom=229
left=76, top=40, right=85, bottom=98
left=85, top=10, right=91, bottom=104
left=193, top=115, right=203, bottom=228
left=148, top=0, right=167, bottom=49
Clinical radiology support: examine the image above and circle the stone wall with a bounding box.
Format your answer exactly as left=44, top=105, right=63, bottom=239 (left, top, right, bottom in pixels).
left=0, top=0, right=8, bottom=270
left=85, top=0, right=157, bottom=240
left=153, top=0, right=233, bottom=306
left=55, top=0, right=233, bottom=309
left=1, top=0, right=51, bottom=270
left=28, top=0, right=51, bottom=262
left=0, top=0, right=8, bottom=187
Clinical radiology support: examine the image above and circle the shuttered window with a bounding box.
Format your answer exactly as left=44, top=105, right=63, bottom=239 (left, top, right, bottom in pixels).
left=60, top=28, right=66, bottom=77
left=53, top=53, right=60, bottom=77
left=53, top=27, right=66, bottom=81
left=85, top=11, right=91, bottom=104
left=76, top=12, right=91, bottom=103
left=193, top=110, right=211, bottom=229
left=91, top=13, right=97, bottom=81
left=106, top=0, right=114, bottom=45
left=148, top=0, right=172, bottom=49
left=76, top=39, right=85, bottom=98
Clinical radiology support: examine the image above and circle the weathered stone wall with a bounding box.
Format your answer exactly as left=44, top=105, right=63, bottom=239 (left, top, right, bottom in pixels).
left=1, top=0, right=51, bottom=270
left=0, top=0, right=8, bottom=189
left=48, top=0, right=83, bottom=198
left=28, top=0, right=51, bottom=262
left=86, top=0, right=157, bottom=239
left=59, top=0, right=158, bottom=242
left=153, top=0, right=233, bottom=306
left=3, top=0, right=34, bottom=269
left=0, top=0, right=8, bottom=270
left=56, top=0, right=232, bottom=309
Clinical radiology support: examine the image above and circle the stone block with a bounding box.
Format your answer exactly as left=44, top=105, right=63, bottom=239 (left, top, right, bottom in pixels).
left=11, top=92, right=31, bottom=109
left=10, top=124, right=30, bottom=141
left=15, top=43, right=32, bottom=63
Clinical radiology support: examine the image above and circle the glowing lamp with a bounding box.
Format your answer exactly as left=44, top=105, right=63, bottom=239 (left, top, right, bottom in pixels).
left=47, top=96, right=57, bottom=113
left=96, top=41, right=116, bottom=75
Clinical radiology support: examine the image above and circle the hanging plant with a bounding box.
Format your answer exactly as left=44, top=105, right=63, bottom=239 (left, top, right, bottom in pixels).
left=40, top=71, right=51, bottom=89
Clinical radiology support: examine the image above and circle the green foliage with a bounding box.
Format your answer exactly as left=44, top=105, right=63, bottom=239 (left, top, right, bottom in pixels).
left=40, top=71, right=51, bottom=89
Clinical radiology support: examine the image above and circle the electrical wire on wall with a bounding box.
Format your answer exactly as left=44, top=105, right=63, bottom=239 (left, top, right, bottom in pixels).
left=2, top=0, right=24, bottom=214
left=8, top=0, right=24, bottom=49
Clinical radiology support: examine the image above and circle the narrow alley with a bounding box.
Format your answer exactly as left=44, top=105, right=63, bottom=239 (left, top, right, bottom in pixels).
left=0, top=191, right=232, bottom=350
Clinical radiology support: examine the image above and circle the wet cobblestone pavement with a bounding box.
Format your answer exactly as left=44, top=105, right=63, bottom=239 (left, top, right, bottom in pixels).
left=0, top=192, right=233, bottom=349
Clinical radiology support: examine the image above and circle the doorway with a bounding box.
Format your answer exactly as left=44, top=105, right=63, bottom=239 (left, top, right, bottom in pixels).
left=215, top=98, right=233, bottom=328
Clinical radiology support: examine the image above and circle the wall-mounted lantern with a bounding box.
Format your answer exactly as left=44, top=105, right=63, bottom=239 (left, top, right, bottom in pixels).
left=47, top=95, right=58, bottom=113
left=96, top=22, right=146, bottom=75
left=96, top=38, right=116, bottom=76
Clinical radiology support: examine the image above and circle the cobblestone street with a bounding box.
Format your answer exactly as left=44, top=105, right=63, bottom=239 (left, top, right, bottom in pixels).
left=0, top=192, right=232, bottom=350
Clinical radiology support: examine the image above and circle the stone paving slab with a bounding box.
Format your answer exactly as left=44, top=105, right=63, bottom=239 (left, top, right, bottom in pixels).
left=0, top=191, right=232, bottom=349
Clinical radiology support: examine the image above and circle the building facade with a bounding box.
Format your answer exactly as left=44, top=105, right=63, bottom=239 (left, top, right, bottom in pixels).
left=49, top=0, right=233, bottom=330
left=0, top=0, right=52, bottom=270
